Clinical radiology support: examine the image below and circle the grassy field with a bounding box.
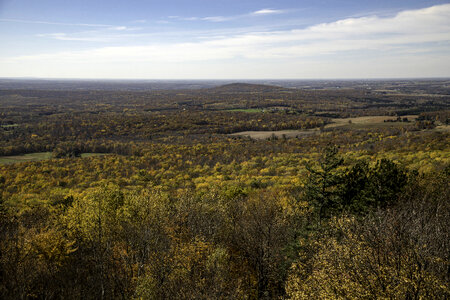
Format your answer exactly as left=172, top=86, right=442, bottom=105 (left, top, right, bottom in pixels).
left=230, top=129, right=318, bottom=139
left=0, top=152, right=107, bottom=164
left=0, top=152, right=53, bottom=164
left=230, top=115, right=420, bottom=139
left=327, top=115, right=418, bottom=128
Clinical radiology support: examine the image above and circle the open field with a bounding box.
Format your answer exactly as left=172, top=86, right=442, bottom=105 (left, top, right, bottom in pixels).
left=230, top=128, right=319, bottom=139
left=0, top=152, right=106, bottom=164
left=434, top=124, right=450, bottom=132
left=0, top=152, right=52, bottom=164
left=327, top=115, right=418, bottom=127
left=231, top=115, right=420, bottom=139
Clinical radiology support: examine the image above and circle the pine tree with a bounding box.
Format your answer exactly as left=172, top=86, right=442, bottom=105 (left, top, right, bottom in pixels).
left=305, top=145, right=344, bottom=224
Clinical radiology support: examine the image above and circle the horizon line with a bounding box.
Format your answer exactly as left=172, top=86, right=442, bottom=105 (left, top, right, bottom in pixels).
left=1, top=76, right=449, bottom=81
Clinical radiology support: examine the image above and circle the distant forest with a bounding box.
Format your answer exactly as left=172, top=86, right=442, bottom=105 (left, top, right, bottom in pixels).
left=0, top=79, right=449, bottom=299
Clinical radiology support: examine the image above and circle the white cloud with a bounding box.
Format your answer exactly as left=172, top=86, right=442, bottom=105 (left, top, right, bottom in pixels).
left=1, top=4, right=450, bottom=78
left=35, top=25, right=143, bottom=42
left=36, top=33, right=113, bottom=42
left=251, top=9, right=285, bottom=15
left=201, top=16, right=232, bottom=22
left=166, top=7, right=288, bottom=23
left=0, top=18, right=112, bottom=27
left=112, top=26, right=128, bottom=31
left=132, top=19, right=147, bottom=24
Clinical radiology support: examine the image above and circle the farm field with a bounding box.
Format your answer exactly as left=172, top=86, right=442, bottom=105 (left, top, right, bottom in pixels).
left=231, top=114, right=422, bottom=139
left=328, top=114, right=418, bottom=126
left=0, top=152, right=52, bottom=164
left=0, top=152, right=107, bottom=164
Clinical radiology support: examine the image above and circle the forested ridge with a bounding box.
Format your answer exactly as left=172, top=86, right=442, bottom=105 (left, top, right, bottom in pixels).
left=0, top=81, right=449, bottom=299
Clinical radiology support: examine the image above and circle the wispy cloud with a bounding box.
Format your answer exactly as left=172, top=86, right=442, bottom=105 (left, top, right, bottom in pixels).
left=0, top=18, right=112, bottom=27
left=0, top=18, right=141, bottom=38
left=201, top=16, right=233, bottom=22
left=132, top=19, right=147, bottom=24
left=251, top=9, right=285, bottom=15
left=166, top=7, right=289, bottom=23
left=35, top=25, right=143, bottom=42
left=36, top=33, right=114, bottom=42
left=2, top=4, right=449, bottom=78
left=24, top=4, right=449, bottom=58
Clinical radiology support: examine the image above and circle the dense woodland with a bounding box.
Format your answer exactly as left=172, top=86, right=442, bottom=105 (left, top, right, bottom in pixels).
left=0, top=80, right=449, bottom=299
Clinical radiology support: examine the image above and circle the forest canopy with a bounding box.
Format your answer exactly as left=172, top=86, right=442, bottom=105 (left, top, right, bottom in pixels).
left=0, top=80, right=449, bottom=299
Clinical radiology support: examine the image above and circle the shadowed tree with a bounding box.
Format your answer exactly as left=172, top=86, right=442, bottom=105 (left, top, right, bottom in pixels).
left=305, top=145, right=344, bottom=224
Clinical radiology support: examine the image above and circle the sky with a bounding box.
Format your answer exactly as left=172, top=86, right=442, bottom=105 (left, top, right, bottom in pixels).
left=0, top=0, right=449, bottom=79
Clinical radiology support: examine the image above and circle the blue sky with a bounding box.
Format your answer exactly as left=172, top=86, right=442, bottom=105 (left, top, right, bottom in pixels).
left=0, top=0, right=449, bottom=79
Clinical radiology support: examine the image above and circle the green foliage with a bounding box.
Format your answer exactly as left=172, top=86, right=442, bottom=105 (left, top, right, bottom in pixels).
left=52, top=143, right=82, bottom=158
left=305, top=145, right=344, bottom=223
left=341, top=160, right=371, bottom=212
left=286, top=170, right=450, bottom=299
left=306, top=147, right=410, bottom=219
left=367, top=158, right=408, bottom=207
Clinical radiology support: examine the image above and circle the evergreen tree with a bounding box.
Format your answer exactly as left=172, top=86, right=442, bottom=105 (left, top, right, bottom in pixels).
left=305, top=146, right=344, bottom=224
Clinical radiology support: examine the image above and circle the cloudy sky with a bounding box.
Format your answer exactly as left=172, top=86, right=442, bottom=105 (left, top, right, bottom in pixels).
left=0, top=0, right=449, bottom=79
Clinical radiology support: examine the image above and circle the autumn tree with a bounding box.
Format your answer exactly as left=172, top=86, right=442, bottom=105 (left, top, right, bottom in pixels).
left=286, top=169, right=449, bottom=299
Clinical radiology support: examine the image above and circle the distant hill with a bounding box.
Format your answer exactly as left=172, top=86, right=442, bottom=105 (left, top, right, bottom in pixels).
left=210, top=83, right=287, bottom=93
